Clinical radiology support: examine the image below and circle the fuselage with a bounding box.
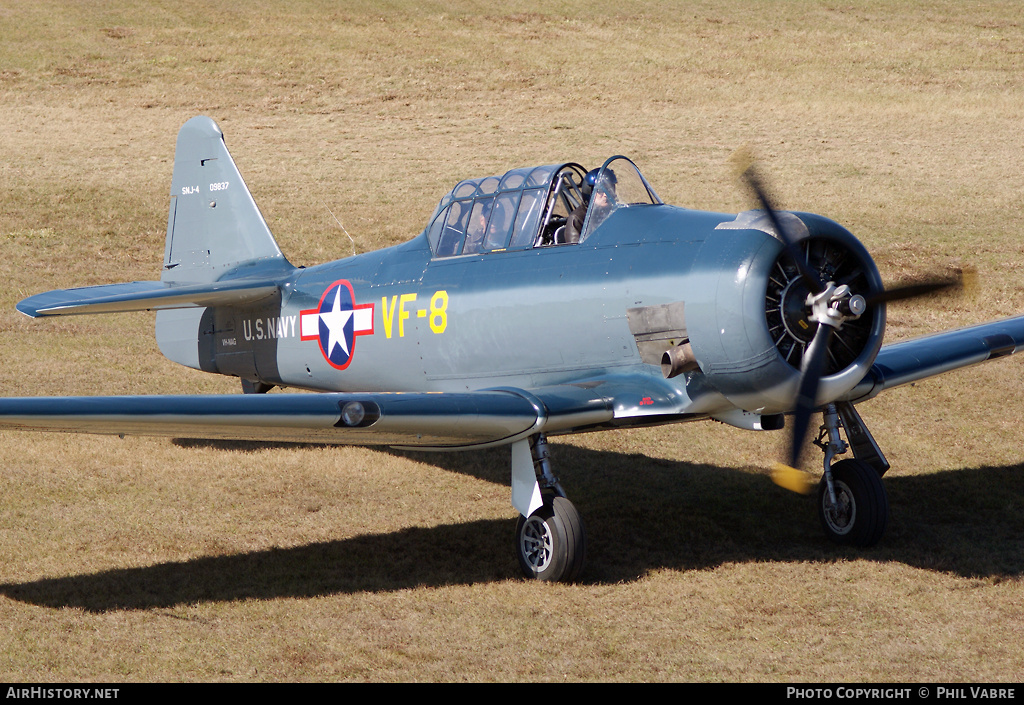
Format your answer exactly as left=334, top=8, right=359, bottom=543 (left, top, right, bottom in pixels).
left=147, top=136, right=883, bottom=427
left=219, top=205, right=728, bottom=397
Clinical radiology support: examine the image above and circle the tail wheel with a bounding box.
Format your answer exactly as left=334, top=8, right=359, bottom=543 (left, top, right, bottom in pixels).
left=818, top=458, right=889, bottom=547
left=515, top=495, right=586, bottom=582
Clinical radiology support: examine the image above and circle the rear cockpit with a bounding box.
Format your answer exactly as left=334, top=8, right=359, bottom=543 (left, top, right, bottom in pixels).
left=426, top=157, right=662, bottom=258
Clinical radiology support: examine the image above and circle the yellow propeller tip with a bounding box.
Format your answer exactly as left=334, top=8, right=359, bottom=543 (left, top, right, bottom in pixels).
left=957, top=264, right=979, bottom=296
left=771, top=463, right=816, bottom=495
left=729, top=145, right=756, bottom=178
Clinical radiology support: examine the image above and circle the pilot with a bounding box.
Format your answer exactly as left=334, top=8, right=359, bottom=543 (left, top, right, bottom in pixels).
left=484, top=200, right=510, bottom=250
left=463, top=200, right=491, bottom=254
left=566, top=168, right=617, bottom=244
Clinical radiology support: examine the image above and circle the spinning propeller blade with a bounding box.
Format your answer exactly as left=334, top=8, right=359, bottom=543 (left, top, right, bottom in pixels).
left=788, top=323, right=832, bottom=466
left=741, top=165, right=825, bottom=295
left=862, top=274, right=965, bottom=306
left=739, top=161, right=968, bottom=492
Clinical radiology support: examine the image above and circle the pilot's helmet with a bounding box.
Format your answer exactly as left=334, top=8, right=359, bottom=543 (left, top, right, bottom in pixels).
left=583, top=167, right=617, bottom=198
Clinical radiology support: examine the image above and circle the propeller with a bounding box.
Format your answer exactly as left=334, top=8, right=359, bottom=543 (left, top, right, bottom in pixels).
left=738, top=162, right=967, bottom=493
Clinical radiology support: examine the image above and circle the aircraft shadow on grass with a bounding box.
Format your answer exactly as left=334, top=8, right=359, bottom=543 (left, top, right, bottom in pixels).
left=2, top=442, right=1022, bottom=613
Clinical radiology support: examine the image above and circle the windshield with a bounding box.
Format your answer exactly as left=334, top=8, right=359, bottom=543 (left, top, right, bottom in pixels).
left=580, top=156, right=662, bottom=243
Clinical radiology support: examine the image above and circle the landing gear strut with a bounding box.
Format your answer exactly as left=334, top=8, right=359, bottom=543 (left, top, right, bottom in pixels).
left=814, top=403, right=889, bottom=547
left=511, top=434, right=586, bottom=582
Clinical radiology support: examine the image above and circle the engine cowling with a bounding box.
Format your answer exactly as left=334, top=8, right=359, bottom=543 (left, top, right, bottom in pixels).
left=684, top=210, right=886, bottom=415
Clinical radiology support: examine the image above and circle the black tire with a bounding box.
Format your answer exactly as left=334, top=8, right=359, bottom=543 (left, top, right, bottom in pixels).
left=515, top=496, right=587, bottom=582
left=818, top=458, right=889, bottom=547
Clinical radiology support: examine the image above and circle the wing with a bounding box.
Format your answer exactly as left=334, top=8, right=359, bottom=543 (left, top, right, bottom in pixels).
left=0, top=368, right=720, bottom=450
left=845, top=313, right=1024, bottom=403
left=0, top=388, right=613, bottom=450
left=9, top=309, right=1017, bottom=451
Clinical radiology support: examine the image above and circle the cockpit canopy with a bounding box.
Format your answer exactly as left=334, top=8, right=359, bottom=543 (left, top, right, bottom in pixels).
left=425, top=157, right=661, bottom=258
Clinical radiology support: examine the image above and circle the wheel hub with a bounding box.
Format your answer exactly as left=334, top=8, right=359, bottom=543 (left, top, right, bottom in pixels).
left=822, top=480, right=855, bottom=535
left=520, top=516, right=553, bottom=570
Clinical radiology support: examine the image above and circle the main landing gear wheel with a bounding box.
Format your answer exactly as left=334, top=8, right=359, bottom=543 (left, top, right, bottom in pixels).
left=515, top=495, right=586, bottom=582
left=818, top=458, right=889, bottom=547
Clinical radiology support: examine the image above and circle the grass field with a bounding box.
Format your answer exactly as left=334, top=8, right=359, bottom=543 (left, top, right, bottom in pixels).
left=2, top=0, right=1023, bottom=682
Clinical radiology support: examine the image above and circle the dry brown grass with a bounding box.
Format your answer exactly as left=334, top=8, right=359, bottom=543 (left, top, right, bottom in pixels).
left=2, top=0, right=1024, bottom=682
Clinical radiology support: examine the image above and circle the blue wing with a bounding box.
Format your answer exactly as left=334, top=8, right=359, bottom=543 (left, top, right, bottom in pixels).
left=846, top=314, right=1024, bottom=403
left=2, top=315, right=1023, bottom=449
left=0, top=389, right=613, bottom=450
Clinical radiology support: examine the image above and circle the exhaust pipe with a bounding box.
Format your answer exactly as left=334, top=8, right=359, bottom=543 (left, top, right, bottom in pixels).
left=661, top=341, right=698, bottom=379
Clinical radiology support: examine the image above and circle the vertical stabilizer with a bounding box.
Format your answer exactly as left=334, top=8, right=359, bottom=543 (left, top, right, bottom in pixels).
left=163, top=116, right=291, bottom=285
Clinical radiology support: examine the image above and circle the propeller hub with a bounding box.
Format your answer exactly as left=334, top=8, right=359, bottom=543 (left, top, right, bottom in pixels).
left=765, top=236, right=880, bottom=376
left=807, top=283, right=866, bottom=330
left=843, top=294, right=867, bottom=317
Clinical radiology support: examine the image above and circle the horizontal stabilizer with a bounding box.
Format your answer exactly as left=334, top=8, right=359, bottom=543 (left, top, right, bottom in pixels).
left=17, top=279, right=281, bottom=318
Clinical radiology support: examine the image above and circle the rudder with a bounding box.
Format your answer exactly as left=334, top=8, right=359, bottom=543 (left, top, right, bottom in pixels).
left=163, top=116, right=291, bottom=285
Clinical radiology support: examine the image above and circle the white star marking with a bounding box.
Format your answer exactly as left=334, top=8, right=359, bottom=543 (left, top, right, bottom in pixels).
left=318, top=286, right=354, bottom=358
left=300, top=282, right=374, bottom=369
